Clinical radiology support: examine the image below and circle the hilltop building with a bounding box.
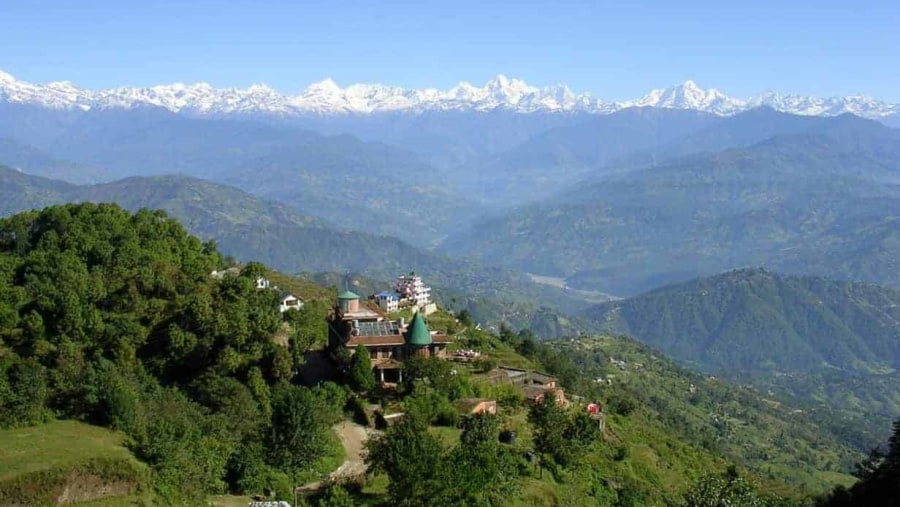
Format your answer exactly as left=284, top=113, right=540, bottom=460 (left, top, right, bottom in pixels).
left=394, top=272, right=437, bottom=313
left=375, top=291, right=400, bottom=312
left=327, top=291, right=451, bottom=383
left=278, top=291, right=303, bottom=313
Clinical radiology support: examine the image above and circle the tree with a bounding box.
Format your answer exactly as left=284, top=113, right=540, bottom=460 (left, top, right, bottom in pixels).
left=684, top=468, right=802, bottom=507
left=348, top=347, right=376, bottom=392
left=365, top=416, right=444, bottom=507
left=268, top=383, right=335, bottom=475
left=456, top=309, right=473, bottom=328
left=853, top=446, right=886, bottom=480
left=442, top=413, right=517, bottom=506
left=316, top=484, right=355, bottom=507
left=528, top=395, right=572, bottom=473
left=817, top=420, right=900, bottom=507
left=284, top=301, right=329, bottom=369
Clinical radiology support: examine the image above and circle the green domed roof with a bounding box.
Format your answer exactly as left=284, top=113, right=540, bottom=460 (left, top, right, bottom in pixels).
left=405, top=312, right=432, bottom=347
left=338, top=290, right=360, bottom=300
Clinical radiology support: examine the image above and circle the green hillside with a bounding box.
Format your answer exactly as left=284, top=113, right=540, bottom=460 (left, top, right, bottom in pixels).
left=441, top=118, right=900, bottom=296
left=0, top=166, right=595, bottom=338
left=583, top=268, right=900, bottom=446
left=543, top=335, right=859, bottom=497
left=586, top=269, right=900, bottom=375
left=0, top=203, right=346, bottom=504
left=0, top=164, right=76, bottom=216
left=343, top=324, right=859, bottom=506
left=0, top=421, right=150, bottom=506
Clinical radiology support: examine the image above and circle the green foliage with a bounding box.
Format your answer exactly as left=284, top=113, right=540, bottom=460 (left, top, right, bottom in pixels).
left=365, top=413, right=517, bottom=507
left=587, top=269, right=900, bottom=375
left=528, top=396, right=575, bottom=468
left=585, top=268, right=900, bottom=444
left=132, top=389, right=233, bottom=502
left=0, top=204, right=348, bottom=502
left=316, top=484, right=356, bottom=507
left=683, top=473, right=766, bottom=507
left=442, top=413, right=518, bottom=506
left=348, top=347, right=376, bottom=393
left=0, top=357, right=52, bottom=427
left=403, top=390, right=460, bottom=427
left=365, top=417, right=445, bottom=506
left=285, top=299, right=330, bottom=365
left=267, top=383, right=341, bottom=476
left=402, top=356, right=471, bottom=400
left=547, top=336, right=860, bottom=496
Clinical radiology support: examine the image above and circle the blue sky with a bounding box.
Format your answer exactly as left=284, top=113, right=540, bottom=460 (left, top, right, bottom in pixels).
left=1, top=0, right=898, bottom=101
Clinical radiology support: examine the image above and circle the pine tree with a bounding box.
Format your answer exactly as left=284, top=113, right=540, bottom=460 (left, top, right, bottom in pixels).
left=349, top=347, right=376, bottom=392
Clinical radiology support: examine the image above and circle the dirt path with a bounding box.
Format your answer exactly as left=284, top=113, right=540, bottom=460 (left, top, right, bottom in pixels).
left=298, top=421, right=372, bottom=493
left=330, top=421, right=370, bottom=479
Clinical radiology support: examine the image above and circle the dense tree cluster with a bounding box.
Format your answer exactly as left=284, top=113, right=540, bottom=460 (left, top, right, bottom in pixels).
left=0, top=204, right=343, bottom=502
left=365, top=412, right=518, bottom=507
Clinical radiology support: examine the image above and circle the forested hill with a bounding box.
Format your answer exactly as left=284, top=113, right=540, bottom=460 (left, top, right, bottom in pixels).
left=585, top=269, right=900, bottom=375
left=0, top=166, right=595, bottom=337
left=0, top=203, right=316, bottom=504
left=440, top=117, right=900, bottom=296
left=0, top=204, right=865, bottom=505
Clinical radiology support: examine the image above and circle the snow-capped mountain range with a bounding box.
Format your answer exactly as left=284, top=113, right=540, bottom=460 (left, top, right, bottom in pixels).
left=1, top=69, right=897, bottom=119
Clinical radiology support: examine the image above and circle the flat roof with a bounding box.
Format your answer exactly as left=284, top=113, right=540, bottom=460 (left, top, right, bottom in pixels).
left=340, top=308, right=382, bottom=321
left=355, top=320, right=401, bottom=337
left=346, top=335, right=406, bottom=346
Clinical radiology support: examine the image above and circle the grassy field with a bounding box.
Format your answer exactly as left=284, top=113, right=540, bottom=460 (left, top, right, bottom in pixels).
left=0, top=420, right=142, bottom=482
left=0, top=420, right=150, bottom=506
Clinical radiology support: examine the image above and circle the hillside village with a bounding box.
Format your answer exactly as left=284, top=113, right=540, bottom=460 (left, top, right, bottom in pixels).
left=212, top=265, right=598, bottom=415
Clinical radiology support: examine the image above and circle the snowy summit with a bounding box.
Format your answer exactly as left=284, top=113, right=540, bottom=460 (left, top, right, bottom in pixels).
left=0, top=70, right=897, bottom=119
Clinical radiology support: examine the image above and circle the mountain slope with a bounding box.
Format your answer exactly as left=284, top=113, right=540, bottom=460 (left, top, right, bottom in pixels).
left=441, top=116, right=900, bottom=295
left=449, top=107, right=717, bottom=206
left=0, top=109, right=478, bottom=245
left=545, top=335, right=861, bottom=493
left=0, top=138, right=101, bottom=182
left=219, top=134, right=479, bottom=243
left=610, top=107, right=829, bottom=170
left=0, top=164, right=75, bottom=216
left=585, top=269, right=900, bottom=375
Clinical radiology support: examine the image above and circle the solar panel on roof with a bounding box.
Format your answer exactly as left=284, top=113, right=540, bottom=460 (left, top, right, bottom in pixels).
left=354, top=320, right=401, bottom=336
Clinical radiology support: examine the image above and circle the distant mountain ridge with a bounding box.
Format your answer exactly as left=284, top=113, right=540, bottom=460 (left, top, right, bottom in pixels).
left=2, top=69, right=898, bottom=119
left=441, top=113, right=900, bottom=295
left=585, top=268, right=900, bottom=375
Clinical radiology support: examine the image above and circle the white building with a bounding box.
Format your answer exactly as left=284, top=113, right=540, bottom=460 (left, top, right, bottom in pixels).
left=279, top=292, right=303, bottom=313
left=375, top=291, right=400, bottom=312
left=394, top=272, right=432, bottom=307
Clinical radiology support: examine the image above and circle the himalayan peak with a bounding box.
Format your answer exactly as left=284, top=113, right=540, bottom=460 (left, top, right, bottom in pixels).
left=0, top=69, right=897, bottom=119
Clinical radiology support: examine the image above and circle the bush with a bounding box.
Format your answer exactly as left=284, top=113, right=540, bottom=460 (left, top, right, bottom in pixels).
left=349, top=396, right=371, bottom=427
left=473, top=357, right=498, bottom=373
left=606, top=391, right=637, bottom=417
left=316, top=484, right=356, bottom=507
